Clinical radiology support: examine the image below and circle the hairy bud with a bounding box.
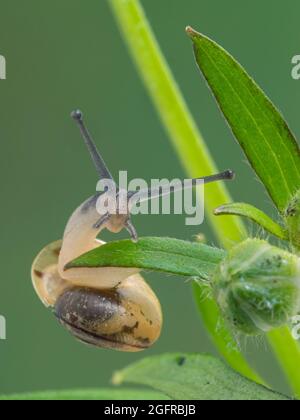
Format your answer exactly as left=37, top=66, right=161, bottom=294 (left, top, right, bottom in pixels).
left=213, top=239, right=300, bottom=335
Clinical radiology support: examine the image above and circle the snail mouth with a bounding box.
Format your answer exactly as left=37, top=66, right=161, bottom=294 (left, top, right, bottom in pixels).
left=56, top=316, right=149, bottom=353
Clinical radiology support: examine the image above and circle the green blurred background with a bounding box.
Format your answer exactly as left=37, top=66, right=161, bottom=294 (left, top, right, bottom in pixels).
left=0, top=0, right=299, bottom=396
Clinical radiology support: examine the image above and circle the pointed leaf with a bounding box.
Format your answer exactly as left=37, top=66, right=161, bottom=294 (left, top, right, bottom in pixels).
left=187, top=27, right=300, bottom=212
left=113, top=353, right=290, bottom=400
left=66, top=237, right=225, bottom=280
left=214, top=202, right=288, bottom=240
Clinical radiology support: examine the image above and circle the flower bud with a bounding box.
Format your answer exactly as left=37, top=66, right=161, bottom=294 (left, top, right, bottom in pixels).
left=213, top=239, right=300, bottom=335
left=284, top=190, right=300, bottom=251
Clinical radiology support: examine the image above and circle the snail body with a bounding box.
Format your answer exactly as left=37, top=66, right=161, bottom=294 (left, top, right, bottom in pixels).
left=58, top=194, right=140, bottom=288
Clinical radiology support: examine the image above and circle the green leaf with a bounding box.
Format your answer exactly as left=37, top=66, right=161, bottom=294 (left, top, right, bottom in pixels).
left=113, top=353, right=290, bottom=400
left=66, top=237, right=225, bottom=280
left=214, top=202, right=288, bottom=240
left=187, top=27, right=300, bottom=213
left=0, top=388, right=169, bottom=401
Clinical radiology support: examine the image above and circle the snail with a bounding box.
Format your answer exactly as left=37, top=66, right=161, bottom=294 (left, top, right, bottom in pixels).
left=31, top=110, right=235, bottom=352
left=213, top=238, right=300, bottom=335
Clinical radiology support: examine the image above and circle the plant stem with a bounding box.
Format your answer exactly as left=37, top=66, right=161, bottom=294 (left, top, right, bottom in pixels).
left=108, top=0, right=300, bottom=394
left=268, top=328, right=300, bottom=399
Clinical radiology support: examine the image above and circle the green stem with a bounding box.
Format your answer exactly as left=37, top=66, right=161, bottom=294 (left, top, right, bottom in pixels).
left=108, top=0, right=300, bottom=393
left=268, top=328, right=300, bottom=399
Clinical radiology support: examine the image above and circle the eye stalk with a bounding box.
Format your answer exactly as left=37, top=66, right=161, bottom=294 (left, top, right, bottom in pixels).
left=71, top=110, right=115, bottom=181
left=133, top=169, right=235, bottom=205
left=71, top=109, right=236, bottom=242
